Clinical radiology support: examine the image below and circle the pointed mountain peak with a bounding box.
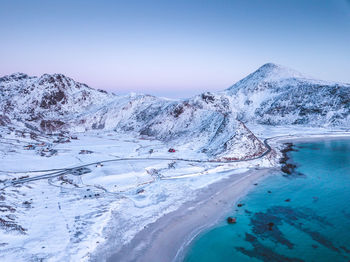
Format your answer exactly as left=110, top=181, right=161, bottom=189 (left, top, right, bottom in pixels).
left=226, top=63, right=306, bottom=92
left=251, top=63, right=305, bottom=81
left=38, top=73, right=70, bottom=83
left=36, top=73, right=91, bottom=91
left=258, top=62, right=280, bottom=70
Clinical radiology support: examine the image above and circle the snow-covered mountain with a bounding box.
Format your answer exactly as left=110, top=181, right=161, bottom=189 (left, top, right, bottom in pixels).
left=2, top=63, right=349, bottom=158
left=0, top=72, right=114, bottom=131
left=70, top=92, right=266, bottom=160
left=225, top=63, right=350, bottom=126
left=0, top=73, right=266, bottom=159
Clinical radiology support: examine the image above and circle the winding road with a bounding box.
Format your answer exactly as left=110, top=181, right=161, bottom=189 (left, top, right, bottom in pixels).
left=1, top=138, right=273, bottom=188
left=3, top=131, right=350, bottom=191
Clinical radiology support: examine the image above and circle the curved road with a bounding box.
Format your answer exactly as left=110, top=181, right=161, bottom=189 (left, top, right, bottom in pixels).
left=1, top=138, right=273, bottom=188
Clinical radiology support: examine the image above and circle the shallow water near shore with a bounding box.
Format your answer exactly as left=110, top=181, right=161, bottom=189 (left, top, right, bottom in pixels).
left=184, top=139, right=350, bottom=262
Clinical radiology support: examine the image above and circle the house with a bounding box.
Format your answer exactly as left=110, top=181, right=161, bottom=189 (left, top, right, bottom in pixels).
left=24, top=145, right=35, bottom=150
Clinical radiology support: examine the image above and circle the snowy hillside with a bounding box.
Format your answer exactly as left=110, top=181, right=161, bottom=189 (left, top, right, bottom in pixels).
left=225, top=63, right=350, bottom=126
left=0, top=73, right=114, bottom=132
left=2, top=63, right=349, bottom=159
left=0, top=73, right=266, bottom=160
left=71, top=92, right=266, bottom=160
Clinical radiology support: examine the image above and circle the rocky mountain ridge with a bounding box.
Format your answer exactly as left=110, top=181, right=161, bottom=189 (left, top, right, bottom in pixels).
left=1, top=63, right=349, bottom=159
left=225, top=63, right=350, bottom=126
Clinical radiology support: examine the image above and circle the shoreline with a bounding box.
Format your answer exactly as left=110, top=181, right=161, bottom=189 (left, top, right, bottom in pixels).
left=173, top=168, right=275, bottom=262
left=268, top=133, right=350, bottom=144
left=97, top=133, right=350, bottom=262
left=104, top=167, right=275, bottom=262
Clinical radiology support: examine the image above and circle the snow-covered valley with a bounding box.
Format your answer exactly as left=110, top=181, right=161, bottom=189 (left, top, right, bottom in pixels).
left=1, top=63, right=350, bottom=261
left=0, top=128, right=278, bottom=261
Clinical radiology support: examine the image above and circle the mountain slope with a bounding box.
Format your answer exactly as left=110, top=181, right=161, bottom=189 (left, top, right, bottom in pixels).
left=225, top=63, right=350, bottom=126
left=0, top=73, right=266, bottom=159
left=4, top=63, right=348, bottom=159
left=0, top=73, right=115, bottom=131
left=71, top=92, right=266, bottom=159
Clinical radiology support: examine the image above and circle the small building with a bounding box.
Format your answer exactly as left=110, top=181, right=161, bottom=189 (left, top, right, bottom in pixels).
left=24, top=145, right=35, bottom=150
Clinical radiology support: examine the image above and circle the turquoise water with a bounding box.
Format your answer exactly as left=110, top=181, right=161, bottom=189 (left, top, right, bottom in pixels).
left=184, top=139, right=350, bottom=262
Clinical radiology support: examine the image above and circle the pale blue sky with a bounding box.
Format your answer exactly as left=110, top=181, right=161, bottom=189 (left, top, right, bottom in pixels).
left=1, top=0, right=349, bottom=97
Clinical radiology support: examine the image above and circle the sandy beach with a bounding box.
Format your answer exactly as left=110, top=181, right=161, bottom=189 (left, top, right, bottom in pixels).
left=101, top=133, right=350, bottom=262
left=104, top=167, right=275, bottom=262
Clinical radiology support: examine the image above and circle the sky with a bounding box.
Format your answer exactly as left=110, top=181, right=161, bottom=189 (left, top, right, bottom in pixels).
left=1, top=0, right=350, bottom=98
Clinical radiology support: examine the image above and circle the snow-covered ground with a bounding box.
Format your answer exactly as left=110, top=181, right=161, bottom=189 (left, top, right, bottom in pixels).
left=0, top=127, right=278, bottom=262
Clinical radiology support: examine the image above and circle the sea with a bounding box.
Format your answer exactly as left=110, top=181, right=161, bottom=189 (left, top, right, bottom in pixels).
left=184, top=139, right=350, bottom=262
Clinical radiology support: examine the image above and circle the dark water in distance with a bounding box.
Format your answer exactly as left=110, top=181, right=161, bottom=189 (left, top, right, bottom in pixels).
left=184, top=139, right=350, bottom=262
